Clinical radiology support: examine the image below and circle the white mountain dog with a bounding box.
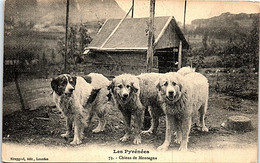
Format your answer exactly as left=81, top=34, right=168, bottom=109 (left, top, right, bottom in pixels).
left=156, top=69, right=209, bottom=151
left=51, top=73, right=110, bottom=145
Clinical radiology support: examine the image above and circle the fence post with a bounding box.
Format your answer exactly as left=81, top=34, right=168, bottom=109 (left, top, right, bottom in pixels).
left=178, top=41, right=182, bottom=69
left=14, top=69, right=27, bottom=110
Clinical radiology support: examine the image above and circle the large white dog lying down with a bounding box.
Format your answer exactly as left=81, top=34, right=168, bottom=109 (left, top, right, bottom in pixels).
left=156, top=69, right=209, bottom=151
left=51, top=73, right=110, bottom=145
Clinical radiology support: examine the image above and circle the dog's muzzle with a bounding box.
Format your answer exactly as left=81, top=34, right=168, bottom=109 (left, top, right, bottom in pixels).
left=65, top=88, right=74, bottom=97
left=166, top=91, right=174, bottom=101
left=120, top=93, right=129, bottom=102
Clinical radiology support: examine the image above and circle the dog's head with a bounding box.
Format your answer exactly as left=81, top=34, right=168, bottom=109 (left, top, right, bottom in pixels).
left=156, top=72, right=183, bottom=103
left=107, top=74, right=139, bottom=104
left=51, top=74, right=77, bottom=97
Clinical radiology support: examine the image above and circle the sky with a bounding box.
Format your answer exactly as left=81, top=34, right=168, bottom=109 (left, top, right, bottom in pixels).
left=115, top=0, right=260, bottom=24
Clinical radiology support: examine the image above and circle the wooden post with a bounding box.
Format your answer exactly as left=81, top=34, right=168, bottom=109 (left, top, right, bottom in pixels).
left=146, top=0, right=155, bottom=73
left=14, top=69, right=26, bottom=110
left=64, top=0, right=70, bottom=73
left=183, top=0, right=187, bottom=33
left=131, top=0, right=134, bottom=18
left=144, top=0, right=155, bottom=130
left=178, top=41, right=182, bottom=69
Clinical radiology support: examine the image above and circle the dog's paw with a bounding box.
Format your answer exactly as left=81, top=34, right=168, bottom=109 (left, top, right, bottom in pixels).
left=141, top=130, right=152, bottom=136
left=92, top=128, right=103, bottom=133
left=70, top=139, right=82, bottom=145
left=201, top=126, right=209, bottom=132
left=179, top=146, right=187, bottom=152
left=157, top=145, right=168, bottom=151
left=178, top=144, right=188, bottom=152
left=61, top=133, right=70, bottom=139
left=133, top=137, right=141, bottom=145
left=174, top=139, right=181, bottom=144
left=120, top=135, right=129, bottom=142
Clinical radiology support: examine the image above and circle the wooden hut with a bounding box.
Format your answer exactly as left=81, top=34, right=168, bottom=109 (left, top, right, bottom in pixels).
left=84, top=16, right=189, bottom=77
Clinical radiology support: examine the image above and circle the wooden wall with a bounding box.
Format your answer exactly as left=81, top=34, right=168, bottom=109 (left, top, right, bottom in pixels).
left=83, top=51, right=149, bottom=77
left=155, top=20, right=181, bottom=50
left=46, top=50, right=179, bottom=78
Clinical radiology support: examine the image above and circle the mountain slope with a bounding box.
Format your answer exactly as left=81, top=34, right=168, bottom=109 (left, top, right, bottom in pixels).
left=187, top=12, right=258, bottom=40
left=5, top=0, right=126, bottom=29
left=36, top=0, right=126, bottom=25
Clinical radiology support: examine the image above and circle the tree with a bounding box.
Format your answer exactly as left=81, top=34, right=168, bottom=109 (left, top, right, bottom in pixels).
left=202, top=31, right=208, bottom=50
left=247, top=17, right=259, bottom=70
left=57, top=23, right=92, bottom=67
left=79, top=24, right=92, bottom=52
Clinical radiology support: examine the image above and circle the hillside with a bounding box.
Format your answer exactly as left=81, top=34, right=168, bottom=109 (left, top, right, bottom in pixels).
left=191, top=12, right=257, bottom=28
left=4, top=0, right=126, bottom=32
left=186, top=12, right=258, bottom=40
left=185, top=12, right=259, bottom=69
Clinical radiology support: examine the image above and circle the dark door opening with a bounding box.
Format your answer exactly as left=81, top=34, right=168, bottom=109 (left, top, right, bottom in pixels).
left=156, top=51, right=178, bottom=73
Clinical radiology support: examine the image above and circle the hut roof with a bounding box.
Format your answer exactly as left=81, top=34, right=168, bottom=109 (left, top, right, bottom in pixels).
left=86, top=16, right=189, bottom=52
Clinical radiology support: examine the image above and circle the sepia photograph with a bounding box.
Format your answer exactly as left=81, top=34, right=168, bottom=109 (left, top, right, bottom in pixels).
left=2, top=0, right=259, bottom=162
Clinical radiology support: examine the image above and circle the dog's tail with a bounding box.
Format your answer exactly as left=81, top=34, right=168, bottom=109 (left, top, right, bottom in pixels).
left=177, top=66, right=195, bottom=76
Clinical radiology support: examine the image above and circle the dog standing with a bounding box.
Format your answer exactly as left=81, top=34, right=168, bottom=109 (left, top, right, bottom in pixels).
left=51, top=73, right=110, bottom=145
left=137, top=73, right=164, bottom=135
left=156, top=70, right=209, bottom=151
left=108, top=73, right=163, bottom=144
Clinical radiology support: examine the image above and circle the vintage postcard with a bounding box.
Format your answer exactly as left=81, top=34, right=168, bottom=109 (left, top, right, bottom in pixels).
left=2, top=0, right=259, bottom=162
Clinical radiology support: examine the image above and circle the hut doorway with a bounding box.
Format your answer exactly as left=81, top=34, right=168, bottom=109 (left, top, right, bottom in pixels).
left=155, top=48, right=179, bottom=73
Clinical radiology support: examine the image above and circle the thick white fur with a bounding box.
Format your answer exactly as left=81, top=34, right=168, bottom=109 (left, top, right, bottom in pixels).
left=53, top=74, right=110, bottom=145
left=157, top=69, right=209, bottom=151
left=139, top=67, right=195, bottom=135
left=88, top=73, right=110, bottom=89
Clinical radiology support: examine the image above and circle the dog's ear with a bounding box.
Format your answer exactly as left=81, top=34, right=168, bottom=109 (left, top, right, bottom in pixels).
left=71, top=76, right=77, bottom=87
left=107, top=92, right=112, bottom=101
left=155, top=79, right=161, bottom=91
left=175, top=74, right=184, bottom=93
left=51, top=77, right=64, bottom=96
left=51, top=77, right=58, bottom=92
left=87, top=88, right=101, bottom=104
left=174, top=75, right=185, bottom=101
left=156, top=83, right=161, bottom=91
left=107, top=81, right=114, bottom=93
left=130, top=82, right=139, bottom=93
left=178, top=82, right=182, bottom=93
left=174, top=83, right=183, bottom=102
left=107, top=81, right=114, bottom=101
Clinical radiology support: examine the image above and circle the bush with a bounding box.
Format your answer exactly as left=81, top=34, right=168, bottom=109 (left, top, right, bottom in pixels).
left=57, top=23, right=92, bottom=68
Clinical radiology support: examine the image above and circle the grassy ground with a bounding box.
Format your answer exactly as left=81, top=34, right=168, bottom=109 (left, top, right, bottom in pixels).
left=2, top=70, right=258, bottom=153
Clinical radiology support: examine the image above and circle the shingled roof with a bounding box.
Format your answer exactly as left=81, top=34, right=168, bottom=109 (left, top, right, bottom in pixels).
left=86, top=16, right=189, bottom=52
